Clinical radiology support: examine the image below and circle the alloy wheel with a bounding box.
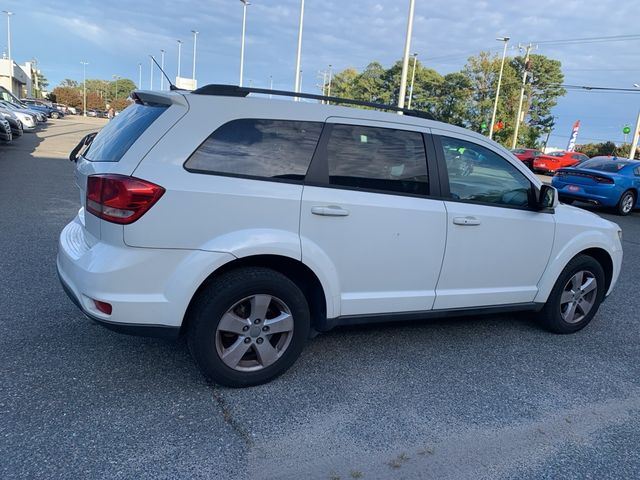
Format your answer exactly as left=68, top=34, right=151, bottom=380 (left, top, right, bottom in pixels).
left=215, top=294, right=294, bottom=372
left=560, top=270, right=597, bottom=324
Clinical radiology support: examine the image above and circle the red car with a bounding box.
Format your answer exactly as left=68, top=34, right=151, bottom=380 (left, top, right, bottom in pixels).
left=510, top=148, right=541, bottom=170
left=533, top=151, right=589, bottom=174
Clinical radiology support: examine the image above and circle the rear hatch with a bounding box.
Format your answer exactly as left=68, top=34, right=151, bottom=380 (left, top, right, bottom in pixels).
left=73, top=91, right=189, bottom=241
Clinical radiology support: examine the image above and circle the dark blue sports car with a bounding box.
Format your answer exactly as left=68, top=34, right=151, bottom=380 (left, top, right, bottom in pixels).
left=552, top=156, right=640, bottom=216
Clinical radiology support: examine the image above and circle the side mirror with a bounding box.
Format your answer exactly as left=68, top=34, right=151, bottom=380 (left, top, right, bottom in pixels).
left=538, top=184, right=558, bottom=210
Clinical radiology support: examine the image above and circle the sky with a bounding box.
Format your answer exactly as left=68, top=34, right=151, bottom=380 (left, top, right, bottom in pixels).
left=3, top=0, right=640, bottom=148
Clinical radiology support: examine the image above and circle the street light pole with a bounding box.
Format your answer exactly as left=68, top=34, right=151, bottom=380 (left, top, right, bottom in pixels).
left=512, top=43, right=533, bottom=149
left=113, top=75, right=120, bottom=100
left=489, top=36, right=510, bottom=140
left=407, top=53, right=418, bottom=110
left=239, top=0, right=249, bottom=87
left=160, top=49, right=165, bottom=90
left=177, top=40, right=182, bottom=82
left=81, top=61, right=88, bottom=116
left=149, top=56, right=154, bottom=90
left=191, top=30, right=199, bottom=84
left=2, top=11, right=13, bottom=95
left=294, top=0, right=305, bottom=96
left=326, top=64, right=333, bottom=97
left=397, top=0, right=416, bottom=110
left=138, top=63, right=142, bottom=89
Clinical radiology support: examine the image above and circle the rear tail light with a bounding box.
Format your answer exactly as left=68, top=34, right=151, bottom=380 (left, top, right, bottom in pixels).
left=594, top=176, right=614, bottom=184
left=86, top=174, right=165, bottom=224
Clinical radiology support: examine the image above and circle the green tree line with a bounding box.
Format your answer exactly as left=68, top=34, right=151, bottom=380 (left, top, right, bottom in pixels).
left=49, top=78, right=136, bottom=111
left=328, top=52, right=566, bottom=149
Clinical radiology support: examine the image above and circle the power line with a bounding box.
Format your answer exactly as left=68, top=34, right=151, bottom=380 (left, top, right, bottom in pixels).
left=530, top=33, right=640, bottom=45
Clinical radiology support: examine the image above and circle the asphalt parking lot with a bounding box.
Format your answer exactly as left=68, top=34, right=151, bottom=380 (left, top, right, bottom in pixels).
left=2, top=119, right=640, bottom=480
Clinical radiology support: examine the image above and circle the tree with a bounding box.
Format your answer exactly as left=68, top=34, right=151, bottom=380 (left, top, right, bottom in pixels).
left=110, top=98, right=131, bottom=111
left=433, top=72, right=472, bottom=127
left=511, top=54, right=566, bottom=148
left=108, top=78, right=136, bottom=102
left=86, top=91, right=105, bottom=110
left=51, top=86, right=82, bottom=108
left=59, top=79, right=79, bottom=88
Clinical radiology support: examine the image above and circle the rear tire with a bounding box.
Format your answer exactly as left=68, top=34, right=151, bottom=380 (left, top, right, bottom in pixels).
left=187, top=267, right=310, bottom=387
left=539, top=255, right=605, bottom=334
left=617, top=190, right=635, bottom=216
left=51, top=112, right=60, bottom=119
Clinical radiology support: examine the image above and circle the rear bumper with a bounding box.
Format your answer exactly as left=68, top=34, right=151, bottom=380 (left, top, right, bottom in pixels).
left=554, top=184, right=620, bottom=207
left=57, top=215, right=235, bottom=337
left=57, top=266, right=180, bottom=339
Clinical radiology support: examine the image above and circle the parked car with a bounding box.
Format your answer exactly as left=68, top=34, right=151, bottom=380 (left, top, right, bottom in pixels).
left=0, top=109, right=23, bottom=137
left=0, top=105, right=35, bottom=132
left=534, top=151, right=589, bottom=174
left=57, top=85, right=623, bottom=387
left=0, top=101, right=41, bottom=127
left=510, top=148, right=541, bottom=170
left=552, top=156, right=640, bottom=215
left=20, top=98, right=61, bottom=119
left=0, top=117, right=12, bottom=142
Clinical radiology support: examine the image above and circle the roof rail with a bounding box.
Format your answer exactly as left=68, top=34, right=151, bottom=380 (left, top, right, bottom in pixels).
left=191, top=84, right=435, bottom=120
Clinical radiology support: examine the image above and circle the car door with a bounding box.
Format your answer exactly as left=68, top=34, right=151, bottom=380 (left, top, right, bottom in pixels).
left=300, top=118, right=447, bottom=317
left=432, top=131, right=555, bottom=310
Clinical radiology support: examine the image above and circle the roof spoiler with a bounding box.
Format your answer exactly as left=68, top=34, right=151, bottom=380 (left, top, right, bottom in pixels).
left=130, top=90, right=188, bottom=108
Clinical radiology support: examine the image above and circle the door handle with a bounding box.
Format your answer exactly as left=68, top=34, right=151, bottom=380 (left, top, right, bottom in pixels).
left=311, top=206, right=350, bottom=217
left=453, top=216, right=481, bottom=226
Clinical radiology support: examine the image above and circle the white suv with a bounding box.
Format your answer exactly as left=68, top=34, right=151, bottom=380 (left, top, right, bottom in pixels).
left=57, top=85, right=623, bottom=387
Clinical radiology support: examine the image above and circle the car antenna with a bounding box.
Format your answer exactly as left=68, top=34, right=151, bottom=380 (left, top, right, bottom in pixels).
left=149, top=55, right=182, bottom=91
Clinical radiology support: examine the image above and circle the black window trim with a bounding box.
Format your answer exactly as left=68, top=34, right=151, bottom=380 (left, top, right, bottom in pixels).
left=305, top=122, right=442, bottom=199
left=433, top=134, right=550, bottom=213
left=183, top=117, right=324, bottom=185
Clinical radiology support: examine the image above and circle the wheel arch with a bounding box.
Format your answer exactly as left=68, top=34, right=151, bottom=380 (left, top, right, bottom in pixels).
left=181, top=254, right=330, bottom=335
left=580, top=247, right=614, bottom=294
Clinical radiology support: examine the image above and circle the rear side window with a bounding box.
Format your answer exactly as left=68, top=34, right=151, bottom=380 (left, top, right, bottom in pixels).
left=84, top=104, right=167, bottom=162
left=185, top=119, right=323, bottom=181
left=325, top=124, right=429, bottom=195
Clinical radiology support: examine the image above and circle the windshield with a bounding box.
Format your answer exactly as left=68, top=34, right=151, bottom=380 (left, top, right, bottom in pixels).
left=579, top=159, right=632, bottom=172
left=84, top=103, right=167, bottom=162
left=547, top=151, right=566, bottom=157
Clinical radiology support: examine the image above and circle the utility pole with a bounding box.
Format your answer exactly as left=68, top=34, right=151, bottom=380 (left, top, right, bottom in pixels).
left=489, top=36, right=510, bottom=140
left=239, top=0, right=249, bottom=87
left=512, top=43, right=533, bottom=149
left=138, top=62, right=142, bottom=89
left=294, top=0, right=305, bottom=97
left=2, top=11, right=13, bottom=95
left=397, top=0, right=416, bottom=110
left=81, top=61, right=88, bottom=116
left=407, top=53, right=418, bottom=110
left=160, top=49, right=165, bottom=90
left=326, top=64, right=333, bottom=97
left=113, top=75, right=120, bottom=100
left=269, top=75, right=273, bottom=99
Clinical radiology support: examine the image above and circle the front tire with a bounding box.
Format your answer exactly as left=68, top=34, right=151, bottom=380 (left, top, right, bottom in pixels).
left=539, top=255, right=605, bottom=334
left=187, top=267, right=310, bottom=387
left=617, top=190, right=635, bottom=216
left=51, top=112, right=60, bottom=119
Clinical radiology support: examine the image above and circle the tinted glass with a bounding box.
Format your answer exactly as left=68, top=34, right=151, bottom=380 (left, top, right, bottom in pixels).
left=579, top=160, right=632, bottom=172
left=186, top=119, right=322, bottom=180
left=548, top=151, right=565, bottom=157
left=326, top=124, right=428, bottom=195
left=441, top=136, right=532, bottom=207
left=635, top=167, right=640, bottom=176
left=85, top=103, right=167, bottom=162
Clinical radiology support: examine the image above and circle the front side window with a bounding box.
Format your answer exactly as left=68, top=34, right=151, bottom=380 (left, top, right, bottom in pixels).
left=185, top=119, right=323, bottom=181
left=440, top=136, right=532, bottom=208
left=325, top=124, right=429, bottom=195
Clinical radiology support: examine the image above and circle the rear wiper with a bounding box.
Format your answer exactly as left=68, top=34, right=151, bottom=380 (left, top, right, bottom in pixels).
left=69, top=132, right=97, bottom=163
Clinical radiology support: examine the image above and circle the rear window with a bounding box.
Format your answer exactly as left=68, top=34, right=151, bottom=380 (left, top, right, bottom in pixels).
left=579, top=159, right=632, bottom=172
left=185, top=119, right=323, bottom=181
left=84, top=103, right=167, bottom=162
